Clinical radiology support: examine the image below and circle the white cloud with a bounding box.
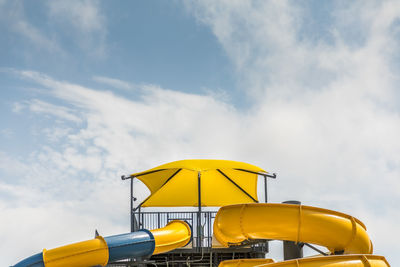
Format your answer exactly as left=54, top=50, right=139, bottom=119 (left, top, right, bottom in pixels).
left=13, top=20, right=60, bottom=52
left=46, top=0, right=107, bottom=56
left=42, top=127, right=72, bottom=142
left=0, top=1, right=62, bottom=53
left=27, top=99, right=83, bottom=123
left=47, top=0, right=105, bottom=33
left=0, top=0, right=106, bottom=57
left=12, top=102, right=24, bottom=113
left=93, top=75, right=133, bottom=91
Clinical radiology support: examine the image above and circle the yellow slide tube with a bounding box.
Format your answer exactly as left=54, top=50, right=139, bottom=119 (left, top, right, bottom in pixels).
left=14, top=220, right=192, bottom=267
left=151, top=220, right=192, bottom=254
left=214, top=203, right=372, bottom=254
left=43, top=236, right=109, bottom=267
left=219, top=258, right=275, bottom=267
left=251, top=255, right=390, bottom=267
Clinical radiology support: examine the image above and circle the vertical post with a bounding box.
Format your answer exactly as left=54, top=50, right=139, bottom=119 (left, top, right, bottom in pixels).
left=129, top=178, right=134, bottom=265
left=282, top=200, right=303, bottom=260
left=264, top=176, right=268, bottom=203
left=130, top=177, right=134, bottom=232
left=197, top=171, right=202, bottom=248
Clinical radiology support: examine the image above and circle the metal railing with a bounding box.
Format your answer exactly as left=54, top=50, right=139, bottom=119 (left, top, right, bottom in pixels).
left=132, top=211, right=217, bottom=248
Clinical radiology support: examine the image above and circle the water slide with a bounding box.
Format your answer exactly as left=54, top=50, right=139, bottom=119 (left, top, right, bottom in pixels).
left=13, top=220, right=191, bottom=267
left=214, top=203, right=390, bottom=267
left=219, top=255, right=389, bottom=267
left=218, top=258, right=275, bottom=267
left=13, top=203, right=390, bottom=266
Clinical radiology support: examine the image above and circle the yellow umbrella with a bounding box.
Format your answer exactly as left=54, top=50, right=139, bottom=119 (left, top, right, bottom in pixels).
left=125, top=159, right=275, bottom=207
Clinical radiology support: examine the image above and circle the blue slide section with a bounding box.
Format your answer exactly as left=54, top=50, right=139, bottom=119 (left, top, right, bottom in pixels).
left=13, top=230, right=156, bottom=267
left=12, top=252, right=44, bottom=267
left=105, top=229, right=155, bottom=262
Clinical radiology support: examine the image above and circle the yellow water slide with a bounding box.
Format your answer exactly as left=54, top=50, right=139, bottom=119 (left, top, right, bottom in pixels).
left=214, top=203, right=372, bottom=254
left=215, top=203, right=389, bottom=267
left=13, top=220, right=191, bottom=267
left=218, top=256, right=389, bottom=267
left=219, top=258, right=275, bottom=267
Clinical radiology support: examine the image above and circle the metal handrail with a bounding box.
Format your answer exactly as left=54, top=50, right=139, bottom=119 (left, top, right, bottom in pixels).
left=132, top=211, right=217, bottom=248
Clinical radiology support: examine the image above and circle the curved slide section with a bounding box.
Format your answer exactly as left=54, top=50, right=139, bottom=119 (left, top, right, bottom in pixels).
left=216, top=257, right=389, bottom=267
left=219, top=258, right=275, bottom=267
left=151, top=218, right=192, bottom=254
left=13, top=220, right=191, bottom=267
left=214, top=203, right=372, bottom=254
left=236, top=255, right=390, bottom=267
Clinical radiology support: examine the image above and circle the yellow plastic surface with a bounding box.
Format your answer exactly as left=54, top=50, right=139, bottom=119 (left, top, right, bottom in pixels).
left=43, top=236, right=109, bottom=267
left=252, top=255, right=390, bottom=267
left=214, top=203, right=372, bottom=254
left=131, top=159, right=266, bottom=207
left=150, top=220, right=192, bottom=254
left=132, top=159, right=267, bottom=176
left=219, top=258, right=275, bottom=267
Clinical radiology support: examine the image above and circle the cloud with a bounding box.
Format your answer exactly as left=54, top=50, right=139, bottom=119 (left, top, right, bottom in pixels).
left=13, top=70, right=241, bottom=170
left=47, top=0, right=105, bottom=34
left=25, top=99, right=83, bottom=123
left=93, top=75, right=133, bottom=91
left=12, top=102, right=24, bottom=113
left=186, top=0, right=400, bottom=104
left=46, top=0, right=107, bottom=56
left=0, top=1, right=62, bottom=53
left=0, top=0, right=106, bottom=58
left=13, top=20, right=61, bottom=52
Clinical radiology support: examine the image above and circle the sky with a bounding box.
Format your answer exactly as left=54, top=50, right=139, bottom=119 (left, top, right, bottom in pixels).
left=0, top=0, right=399, bottom=266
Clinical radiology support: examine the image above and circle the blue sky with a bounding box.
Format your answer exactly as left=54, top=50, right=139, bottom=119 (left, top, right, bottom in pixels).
left=1, top=0, right=399, bottom=266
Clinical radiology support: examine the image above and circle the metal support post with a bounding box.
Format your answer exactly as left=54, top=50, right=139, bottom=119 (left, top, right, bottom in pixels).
left=264, top=176, right=268, bottom=203
left=282, top=200, right=304, bottom=260
left=130, top=177, right=134, bottom=232
left=197, top=171, right=202, bottom=248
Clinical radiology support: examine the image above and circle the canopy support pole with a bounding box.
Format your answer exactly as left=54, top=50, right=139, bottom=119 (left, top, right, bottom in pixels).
left=131, top=177, right=134, bottom=232
left=264, top=176, right=268, bottom=203
left=266, top=172, right=277, bottom=203
left=197, top=171, right=202, bottom=249
left=121, top=175, right=138, bottom=232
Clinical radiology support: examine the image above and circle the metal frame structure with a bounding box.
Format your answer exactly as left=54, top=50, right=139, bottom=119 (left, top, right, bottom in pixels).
left=112, top=171, right=277, bottom=266
left=124, top=172, right=276, bottom=233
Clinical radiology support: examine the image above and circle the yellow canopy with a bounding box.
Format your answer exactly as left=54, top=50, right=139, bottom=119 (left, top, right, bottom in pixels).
left=130, top=159, right=268, bottom=207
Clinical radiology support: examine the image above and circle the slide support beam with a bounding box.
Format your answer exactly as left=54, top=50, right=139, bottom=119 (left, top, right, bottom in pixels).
left=282, top=200, right=303, bottom=260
